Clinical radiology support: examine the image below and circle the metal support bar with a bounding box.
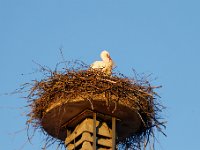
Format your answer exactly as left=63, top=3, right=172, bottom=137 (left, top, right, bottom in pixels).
left=93, top=112, right=97, bottom=150
left=112, top=117, right=116, bottom=150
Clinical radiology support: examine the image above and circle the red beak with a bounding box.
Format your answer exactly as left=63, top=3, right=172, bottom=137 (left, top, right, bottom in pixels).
left=107, top=54, right=111, bottom=60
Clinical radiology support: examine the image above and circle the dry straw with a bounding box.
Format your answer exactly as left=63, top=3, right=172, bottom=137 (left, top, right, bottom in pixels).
left=24, top=60, right=166, bottom=149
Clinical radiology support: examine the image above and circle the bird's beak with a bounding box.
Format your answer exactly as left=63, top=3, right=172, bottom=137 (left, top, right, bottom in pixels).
left=107, top=54, right=111, bottom=60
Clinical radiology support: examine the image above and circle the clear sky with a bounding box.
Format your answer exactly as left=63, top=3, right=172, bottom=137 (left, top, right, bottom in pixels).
left=0, top=0, right=200, bottom=150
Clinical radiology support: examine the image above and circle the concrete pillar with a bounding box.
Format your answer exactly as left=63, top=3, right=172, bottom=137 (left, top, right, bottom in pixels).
left=65, top=118, right=113, bottom=150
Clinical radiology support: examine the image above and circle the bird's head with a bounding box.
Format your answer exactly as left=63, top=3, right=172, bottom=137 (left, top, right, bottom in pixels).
left=100, top=50, right=111, bottom=61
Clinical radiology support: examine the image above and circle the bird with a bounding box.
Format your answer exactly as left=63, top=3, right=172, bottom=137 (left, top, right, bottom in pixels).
left=91, top=50, right=114, bottom=75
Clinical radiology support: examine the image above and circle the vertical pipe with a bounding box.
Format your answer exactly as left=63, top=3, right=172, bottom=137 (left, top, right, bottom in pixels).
left=93, top=113, right=97, bottom=150
left=112, top=117, right=116, bottom=150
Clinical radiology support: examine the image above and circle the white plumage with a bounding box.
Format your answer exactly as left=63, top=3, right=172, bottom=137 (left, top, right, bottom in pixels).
left=91, top=50, right=114, bottom=75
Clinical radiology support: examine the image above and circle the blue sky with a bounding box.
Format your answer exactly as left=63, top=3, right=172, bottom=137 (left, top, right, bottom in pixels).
left=0, top=0, right=200, bottom=149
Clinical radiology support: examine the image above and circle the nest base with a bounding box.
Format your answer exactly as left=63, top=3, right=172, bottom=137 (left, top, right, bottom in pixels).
left=41, top=96, right=142, bottom=141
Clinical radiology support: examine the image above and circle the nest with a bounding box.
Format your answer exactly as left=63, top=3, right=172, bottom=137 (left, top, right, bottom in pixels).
left=25, top=61, right=166, bottom=150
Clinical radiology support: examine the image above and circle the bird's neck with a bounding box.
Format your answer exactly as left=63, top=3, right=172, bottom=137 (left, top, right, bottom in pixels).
left=102, top=57, right=111, bottom=62
left=102, top=55, right=112, bottom=62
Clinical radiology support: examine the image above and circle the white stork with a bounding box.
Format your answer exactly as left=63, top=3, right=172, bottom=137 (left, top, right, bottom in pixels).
left=91, top=50, right=114, bottom=75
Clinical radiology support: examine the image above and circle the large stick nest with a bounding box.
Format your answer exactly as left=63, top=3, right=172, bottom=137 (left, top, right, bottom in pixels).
left=25, top=61, right=166, bottom=149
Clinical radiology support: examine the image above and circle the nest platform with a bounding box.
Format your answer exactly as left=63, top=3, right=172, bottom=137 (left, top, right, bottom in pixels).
left=26, top=65, right=165, bottom=149
left=41, top=94, right=142, bottom=141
